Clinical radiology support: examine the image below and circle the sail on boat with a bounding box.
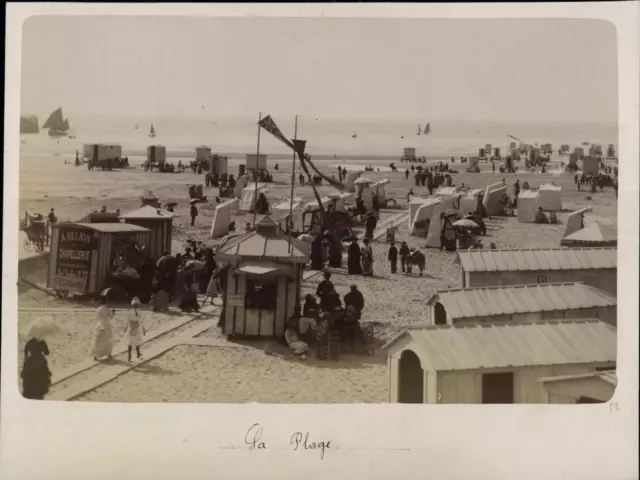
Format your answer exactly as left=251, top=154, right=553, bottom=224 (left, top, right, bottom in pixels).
left=149, top=124, right=156, bottom=138
left=417, top=124, right=422, bottom=135
left=424, top=123, right=431, bottom=135
left=42, top=107, right=70, bottom=137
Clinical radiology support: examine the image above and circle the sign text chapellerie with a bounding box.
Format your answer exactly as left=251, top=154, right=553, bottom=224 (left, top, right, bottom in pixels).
left=54, top=227, right=94, bottom=292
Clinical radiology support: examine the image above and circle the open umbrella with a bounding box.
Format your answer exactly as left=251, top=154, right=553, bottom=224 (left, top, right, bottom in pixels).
left=25, top=315, right=61, bottom=339
left=452, top=218, right=479, bottom=229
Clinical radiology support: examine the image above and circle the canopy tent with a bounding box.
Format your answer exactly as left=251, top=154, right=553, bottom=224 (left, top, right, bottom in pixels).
left=410, top=197, right=443, bottom=237
left=517, top=190, right=539, bottom=223
left=482, top=182, right=506, bottom=216
left=563, top=206, right=593, bottom=237
left=371, top=179, right=391, bottom=205
left=272, top=198, right=304, bottom=233
left=538, top=184, right=563, bottom=212
left=560, top=222, right=617, bottom=247
left=238, top=183, right=268, bottom=212
left=210, top=198, right=239, bottom=238
left=459, top=189, right=483, bottom=214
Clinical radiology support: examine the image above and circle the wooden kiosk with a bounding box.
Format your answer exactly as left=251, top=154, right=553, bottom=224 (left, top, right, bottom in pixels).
left=47, top=222, right=151, bottom=297
left=217, top=215, right=310, bottom=338
left=119, top=205, right=177, bottom=259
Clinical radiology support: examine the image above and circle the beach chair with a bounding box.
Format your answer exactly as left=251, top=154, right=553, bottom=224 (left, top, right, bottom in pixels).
left=317, top=330, right=341, bottom=360
left=151, top=290, right=170, bottom=312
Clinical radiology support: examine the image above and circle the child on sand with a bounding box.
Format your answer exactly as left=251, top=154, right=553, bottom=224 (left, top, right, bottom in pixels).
left=125, top=297, right=146, bottom=362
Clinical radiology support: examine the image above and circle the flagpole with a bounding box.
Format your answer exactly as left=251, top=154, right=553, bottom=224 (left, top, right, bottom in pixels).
left=288, top=115, right=298, bottom=253
left=253, top=112, right=262, bottom=226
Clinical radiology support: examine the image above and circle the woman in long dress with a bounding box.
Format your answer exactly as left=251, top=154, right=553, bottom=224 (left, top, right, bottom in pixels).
left=361, top=239, right=374, bottom=276
left=90, top=296, right=114, bottom=361
left=21, top=337, right=52, bottom=400
left=125, top=297, right=146, bottom=362
left=347, top=240, right=362, bottom=274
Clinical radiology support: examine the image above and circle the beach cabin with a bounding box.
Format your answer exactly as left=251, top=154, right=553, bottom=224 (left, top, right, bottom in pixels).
left=467, top=157, right=480, bottom=172
left=485, top=144, right=492, bottom=154
left=606, top=144, right=616, bottom=159
left=482, top=182, right=506, bottom=216
left=384, top=321, right=616, bottom=404
left=538, top=371, right=617, bottom=404
left=409, top=197, right=443, bottom=237
left=195, top=146, right=211, bottom=164
left=371, top=179, right=390, bottom=207
left=209, top=154, right=229, bottom=176
left=47, top=222, right=150, bottom=297
left=434, top=187, right=460, bottom=210
left=561, top=223, right=617, bottom=248
left=560, top=144, right=570, bottom=154
left=510, top=148, right=520, bottom=160
left=537, top=184, right=562, bottom=212
left=210, top=198, right=239, bottom=238
left=569, top=153, right=579, bottom=169
left=246, top=153, right=268, bottom=171
left=582, top=156, right=600, bottom=176
left=403, top=147, right=417, bottom=162
left=146, top=145, right=166, bottom=166
left=456, top=248, right=617, bottom=295
left=272, top=198, right=304, bottom=234
left=327, top=191, right=354, bottom=212
left=217, top=215, right=310, bottom=339
left=573, top=147, right=585, bottom=158
left=425, top=283, right=617, bottom=327
left=459, top=189, right=483, bottom=214
left=82, top=144, right=123, bottom=164
left=517, top=190, right=539, bottom=223
left=119, top=206, right=177, bottom=259
left=563, top=206, right=593, bottom=237
left=478, top=148, right=486, bottom=159
left=344, top=171, right=364, bottom=193
left=238, top=183, right=268, bottom=212
left=354, top=177, right=374, bottom=209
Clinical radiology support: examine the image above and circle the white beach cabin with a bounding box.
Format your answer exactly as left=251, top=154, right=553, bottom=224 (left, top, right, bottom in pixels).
left=272, top=198, right=304, bottom=234
left=425, top=282, right=617, bottom=327
left=517, top=190, right=539, bottom=223
left=538, top=371, right=617, bottom=404
left=238, top=183, right=269, bottom=212
left=210, top=198, right=239, bottom=238
left=383, top=321, right=616, bottom=404
left=482, top=181, right=507, bottom=216
left=354, top=177, right=374, bottom=209
left=537, top=184, right=563, bottom=211
left=195, top=146, right=211, bottom=163
left=456, top=248, right=618, bottom=296
left=409, top=197, right=443, bottom=237
left=146, top=145, right=166, bottom=166
left=459, top=188, right=483, bottom=214
left=371, top=179, right=390, bottom=207
left=434, top=187, right=460, bottom=210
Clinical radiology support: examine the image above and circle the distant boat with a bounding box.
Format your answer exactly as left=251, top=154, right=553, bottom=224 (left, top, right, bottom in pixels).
left=400, top=136, right=404, bottom=139
left=581, top=141, right=589, bottom=145
left=43, top=107, right=70, bottom=137
left=135, top=123, right=139, bottom=130
left=424, top=123, right=430, bottom=135
left=149, top=124, right=156, bottom=138
left=351, top=133, right=357, bottom=138
left=417, top=124, right=422, bottom=136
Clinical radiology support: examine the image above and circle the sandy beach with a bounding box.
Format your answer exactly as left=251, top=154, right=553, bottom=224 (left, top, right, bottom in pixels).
left=16, top=149, right=618, bottom=403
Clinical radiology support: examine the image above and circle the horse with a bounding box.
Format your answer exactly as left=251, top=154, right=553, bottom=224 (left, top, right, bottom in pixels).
left=406, top=250, right=426, bottom=276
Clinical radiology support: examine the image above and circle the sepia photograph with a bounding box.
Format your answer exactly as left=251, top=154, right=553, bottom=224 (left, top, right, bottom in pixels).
left=16, top=15, right=621, bottom=405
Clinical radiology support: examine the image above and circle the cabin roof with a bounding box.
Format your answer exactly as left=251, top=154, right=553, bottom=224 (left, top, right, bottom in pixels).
left=457, top=247, right=617, bottom=272
left=120, top=205, right=176, bottom=220
left=537, top=370, right=617, bottom=386
left=73, top=223, right=151, bottom=233
left=425, top=282, right=616, bottom=319
left=217, top=215, right=310, bottom=262
left=382, top=320, right=616, bottom=372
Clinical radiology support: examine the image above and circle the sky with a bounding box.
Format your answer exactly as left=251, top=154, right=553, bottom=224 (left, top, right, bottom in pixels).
left=20, top=16, right=618, bottom=122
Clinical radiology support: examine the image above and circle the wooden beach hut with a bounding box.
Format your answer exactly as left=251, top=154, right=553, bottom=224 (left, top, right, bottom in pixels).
left=456, top=247, right=617, bottom=295
left=409, top=197, right=443, bottom=237
left=210, top=198, right=239, bottom=238
left=561, top=222, right=617, bottom=248
left=517, top=190, right=539, bottom=223
left=383, top=320, right=616, bottom=404
left=47, top=222, right=150, bottom=296
left=209, top=154, right=228, bottom=176
left=238, top=183, right=268, bottom=212
left=371, top=179, right=390, bottom=206
left=538, top=370, right=617, bottom=404
left=146, top=145, right=166, bottom=165
left=272, top=198, right=304, bottom=234
left=119, top=206, right=176, bottom=259
left=482, top=181, right=506, bottom=216
left=538, top=184, right=563, bottom=212
left=217, top=215, right=310, bottom=338
left=195, top=146, right=211, bottom=163
left=354, top=177, right=374, bottom=209
left=582, top=156, right=601, bottom=176
left=425, top=282, right=617, bottom=327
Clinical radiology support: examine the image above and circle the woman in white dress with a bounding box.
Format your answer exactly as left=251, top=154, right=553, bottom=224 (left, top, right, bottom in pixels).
left=125, top=297, right=146, bottom=362
left=90, top=296, right=114, bottom=361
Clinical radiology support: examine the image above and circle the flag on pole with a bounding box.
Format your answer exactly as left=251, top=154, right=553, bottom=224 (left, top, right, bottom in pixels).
left=292, top=139, right=307, bottom=159
left=258, top=115, right=294, bottom=149
left=508, top=134, right=524, bottom=142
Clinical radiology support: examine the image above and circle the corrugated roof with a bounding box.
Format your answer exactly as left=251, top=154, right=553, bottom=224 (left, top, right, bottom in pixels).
left=457, top=248, right=617, bottom=272
left=538, top=370, right=617, bottom=386
left=74, top=223, right=151, bottom=233
left=383, top=320, right=616, bottom=371
left=120, top=205, right=176, bottom=219
left=561, top=223, right=617, bottom=247
left=427, top=283, right=616, bottom=319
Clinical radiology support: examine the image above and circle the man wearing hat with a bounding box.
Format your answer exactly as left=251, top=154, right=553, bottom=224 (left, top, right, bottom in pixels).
left=344, top=284, right=365, bottom=320
left=125, top=297, right=146, bottom=362
left=399, top=241, right=410, bottom=274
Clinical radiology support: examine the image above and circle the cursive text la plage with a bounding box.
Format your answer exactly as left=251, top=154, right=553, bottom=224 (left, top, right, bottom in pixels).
left=244, top=423, right=331, bottom=459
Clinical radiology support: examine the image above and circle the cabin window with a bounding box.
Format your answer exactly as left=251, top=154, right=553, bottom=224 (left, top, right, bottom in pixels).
left=433, top=302, right=447, bottom=325
left=245, top=279, right=277, bottom=311
left=537, top=275, right=547, bottom=284
left=482, top=372, right=514, bottom=404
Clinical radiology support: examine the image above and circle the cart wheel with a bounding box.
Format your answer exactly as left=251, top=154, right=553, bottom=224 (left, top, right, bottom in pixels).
left=386, top=198, right=397, bottom=208
left=23, top=239, right=31, bottom=251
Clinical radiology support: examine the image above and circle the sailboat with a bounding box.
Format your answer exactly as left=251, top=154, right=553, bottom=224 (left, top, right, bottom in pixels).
left=135, top=123, right=139, bottom=130
left=351, top=133, right=357, bottom=138
left=43, top=107, right=70, bottom=137
left=424, top=123, right=431, bottom=135
left=416, top=124, right=422, bottom=135
left=149, top=124, right=156, bottom=138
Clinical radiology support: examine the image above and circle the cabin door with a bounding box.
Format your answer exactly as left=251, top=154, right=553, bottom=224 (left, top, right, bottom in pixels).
left=482, top=372, right=514, bottom=404
left=433, top=302, right=447, bottom=325
left=398, top=350, right=424, bottom=404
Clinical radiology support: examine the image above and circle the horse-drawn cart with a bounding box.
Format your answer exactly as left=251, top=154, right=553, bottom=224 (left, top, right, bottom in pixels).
left=20, top=212, right=46, bottom=252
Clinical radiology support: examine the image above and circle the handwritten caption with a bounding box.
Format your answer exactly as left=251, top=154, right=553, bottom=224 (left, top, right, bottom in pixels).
left=245, top=423, right=331, bottom=459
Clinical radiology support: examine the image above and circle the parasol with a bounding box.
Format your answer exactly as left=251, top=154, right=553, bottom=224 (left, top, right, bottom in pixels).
left=452, top=219, right=479, bottom=229
left=25, top=315, right=61, bottom=339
